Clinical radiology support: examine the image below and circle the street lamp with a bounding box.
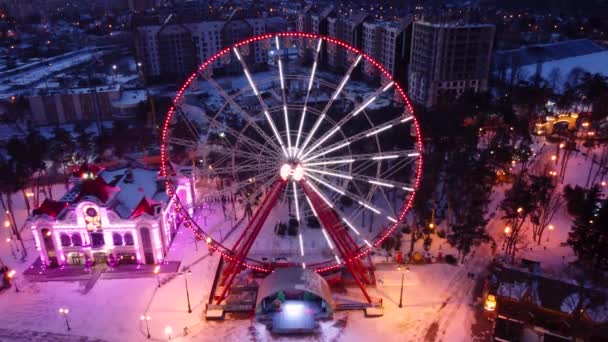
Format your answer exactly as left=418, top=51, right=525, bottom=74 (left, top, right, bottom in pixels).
left=180, top=269, right=192, bottom=313
left=504, top=226, right=512, bottom=235
left=397, top=266, right=409, bottom=308
left=140, top=314, right=151, bottom=339
left=154, top=265, right=161, bottom=288
left=7, top=269, right=18, bottom=292
left=58, top=307, right=71, bottom=331
left=164, top=325, right=173, bottom=340
left=547, top=224, right=554, bottom=242
left=6, top=237, right=16, bottom=259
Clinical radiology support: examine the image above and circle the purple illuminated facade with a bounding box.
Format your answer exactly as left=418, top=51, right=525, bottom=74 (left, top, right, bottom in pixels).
left=26, top=165, right=193, bottom=267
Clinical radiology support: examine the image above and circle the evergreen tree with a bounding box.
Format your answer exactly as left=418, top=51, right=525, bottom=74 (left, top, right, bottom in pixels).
left=566, top=186, right=608, bottom=271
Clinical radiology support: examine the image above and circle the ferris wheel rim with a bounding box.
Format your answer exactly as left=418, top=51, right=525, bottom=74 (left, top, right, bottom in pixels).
left=160, top=32, right=424, bottom=273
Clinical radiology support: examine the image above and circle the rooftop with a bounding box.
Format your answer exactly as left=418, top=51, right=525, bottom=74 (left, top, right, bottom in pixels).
left=495, top=39, right=607, bottom=67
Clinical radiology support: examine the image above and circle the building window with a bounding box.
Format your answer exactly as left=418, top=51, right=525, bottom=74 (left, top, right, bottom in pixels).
left=71, top=234, right=83, bottom=246
left=124, top=233, right=135, bottom=246
left=112, top=233, right=123, bottom=246
left=60, top=233, right=71, bottom=247
left=91, top=232, right=105, bottom=248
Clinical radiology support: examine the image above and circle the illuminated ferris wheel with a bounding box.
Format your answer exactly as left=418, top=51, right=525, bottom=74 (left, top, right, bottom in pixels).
left=160, top=32, right=423, bottom=304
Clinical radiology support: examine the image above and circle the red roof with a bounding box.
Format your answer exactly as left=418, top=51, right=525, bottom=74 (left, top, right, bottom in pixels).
left=130, top=197, right=156, bottom=218
left=76, top=177, right=117, bottom=203
left=32, top=199, right=69, bottom=218
left=72, top=163, right=102, bottom=179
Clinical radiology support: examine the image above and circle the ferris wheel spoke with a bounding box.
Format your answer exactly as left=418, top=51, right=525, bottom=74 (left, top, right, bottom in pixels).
left=302, top=116, right=408, bottom=162
left=297, top=54, right=363, bottom=157
left=304, top=150, right=419, bottom=166
left=275, top=37, right=292, bottom=155
left=294, top=38, right=323, bottom=153
left=172, top=105, right=203, bottom=143
left=203, top=110, right=279, bottom=158
left=166, top=136, right=199, bottom=150
left=299, top=84, right=397, bottom=161
left=304, top=171, right=399, bottom=223
left=303, top=167, right=414, bottom=194
left=233, top=46, right=288, bottom=158
left=201, top=73, right=283, bottom=155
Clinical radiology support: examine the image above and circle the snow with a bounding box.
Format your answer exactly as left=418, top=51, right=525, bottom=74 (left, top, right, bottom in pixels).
left=506, top=50, right=608, bottom=92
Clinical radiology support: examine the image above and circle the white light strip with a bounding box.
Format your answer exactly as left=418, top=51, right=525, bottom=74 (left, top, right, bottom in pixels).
left=305, top=172, right=345, bottom=195
left=305, top=159, right=355, bottom=167
left=275, top=36, right=280, bottom=50
left=264, top=110, right=288, bottom=157
left=304, top=167, right=353, bottom=180
left=332, top=75, right=350, bottom=100
left=372, top=155, right=399, bottom=160
left=342, top=218, right=360, bottom=235
left=233, top=47, right=241, bottom=60
left=354, top=54, right=363, bottom=67
left=303, top=141, right=350, bottom=162
left=316, top=38, right=322, bottom=52
left=302, top=125, right=341, bottom=159
left=308, top=62, right=317, bottom=92
left=278, top=59, right=285, bottom=89
left=401, top=116, right=413, bottom=123
left=365, top=124, right=392, bottom=137
left=353, top=96, right=377, bottom=116
left=299, top=234, right=304, bottom=256
left=359, top=201, right=381, bottom=214
left=308, top=182, right=333, bottom=208
left=294, top=106, right=307, bottom=154
left=244, top=69, right=259, bottom=96
left=305, top=195, right=318, bottom=217
left=408, top=152, right=420, bottom=157
left=298, top=114, right=325, bottom=157
left=322, top=229, right=334, bottom=249
left=334, top=255, right=341, bottom=265
left=402, top=186, right=414, bottom=192
left=364, top=239, right=373, bottom=248
left=382, top=82, right=394, bottom=92
left=283, top=105, right=291, bottom=150
left=387, top=216, right=398, bottom=223
left=302, top=262, right=306, bottom=269
left=368, top=180, right=394, bottom=188
left=292, top=182, right=300, bottom=222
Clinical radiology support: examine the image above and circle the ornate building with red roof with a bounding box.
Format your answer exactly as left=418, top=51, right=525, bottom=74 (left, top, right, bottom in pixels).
left=26, top=164, right=193, bottom=267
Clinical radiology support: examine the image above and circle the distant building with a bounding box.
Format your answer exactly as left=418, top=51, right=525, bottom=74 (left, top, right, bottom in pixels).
left=362, top=18, right=412, bottom=83
left=26, top=164, right=193, bottom=267
left=27, top=87, right=148, bottom=125
left=133, top=15, right=272, bottom=81
left=297, top=7, right=412, bottom=84
left=408, top=21, right=495, bottom=108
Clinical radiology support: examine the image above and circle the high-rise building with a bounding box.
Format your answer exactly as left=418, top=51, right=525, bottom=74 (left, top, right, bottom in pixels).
left=362, top=18, right=412, bottom=83
left=133, top=16, right=270, bottom=81
left=408, top=21, right=495, bottom=108
left=326, top=13, right=368, bottom=71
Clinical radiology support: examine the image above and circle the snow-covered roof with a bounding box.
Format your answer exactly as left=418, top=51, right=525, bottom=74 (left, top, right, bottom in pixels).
left=111, top=89, right=147, bottom=109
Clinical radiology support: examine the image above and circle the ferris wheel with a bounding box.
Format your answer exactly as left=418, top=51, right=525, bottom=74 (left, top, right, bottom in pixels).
left=160, top=32, right=423, bottom=304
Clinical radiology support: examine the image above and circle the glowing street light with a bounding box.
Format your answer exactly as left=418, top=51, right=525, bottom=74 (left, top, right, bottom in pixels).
left=397, top=266, right=410, bottom=308
left=140, top=314, right=151, bottom=339
left=164, top=326, right=173, bottom=340
left=58, top=307, right=71, bottom=331
left=504, top=226, right=512, bottom=235
left=516, top=207, right=523, bottom=214
left=7, top=269, right=18, bottom=292
left=601, top=180, right=607, bottom=187
left=550, top=155, right=557, bottom=161
left=154, top=265, right=161, bottom=288
left=4, top=219, right=10, bottom=228
left=559, top=143, right=565, bottom=149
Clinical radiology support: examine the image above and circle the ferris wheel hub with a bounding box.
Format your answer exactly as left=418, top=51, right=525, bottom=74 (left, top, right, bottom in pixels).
left=280, top=163, right=304, bottom=182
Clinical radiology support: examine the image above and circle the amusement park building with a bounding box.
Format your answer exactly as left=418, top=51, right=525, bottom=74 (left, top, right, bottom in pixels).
left=25, top=164, right=193, bottom=267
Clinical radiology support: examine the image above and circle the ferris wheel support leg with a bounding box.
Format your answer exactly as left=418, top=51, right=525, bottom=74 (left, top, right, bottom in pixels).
left=299, top=180, right=373, bottom=303
left=215, top=178, right=287, bottom=305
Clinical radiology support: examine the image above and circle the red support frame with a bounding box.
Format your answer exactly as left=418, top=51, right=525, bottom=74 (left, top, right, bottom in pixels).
left=299, top=179, right=373, bottom=303
left=215, top=178, right=287, bottom=304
